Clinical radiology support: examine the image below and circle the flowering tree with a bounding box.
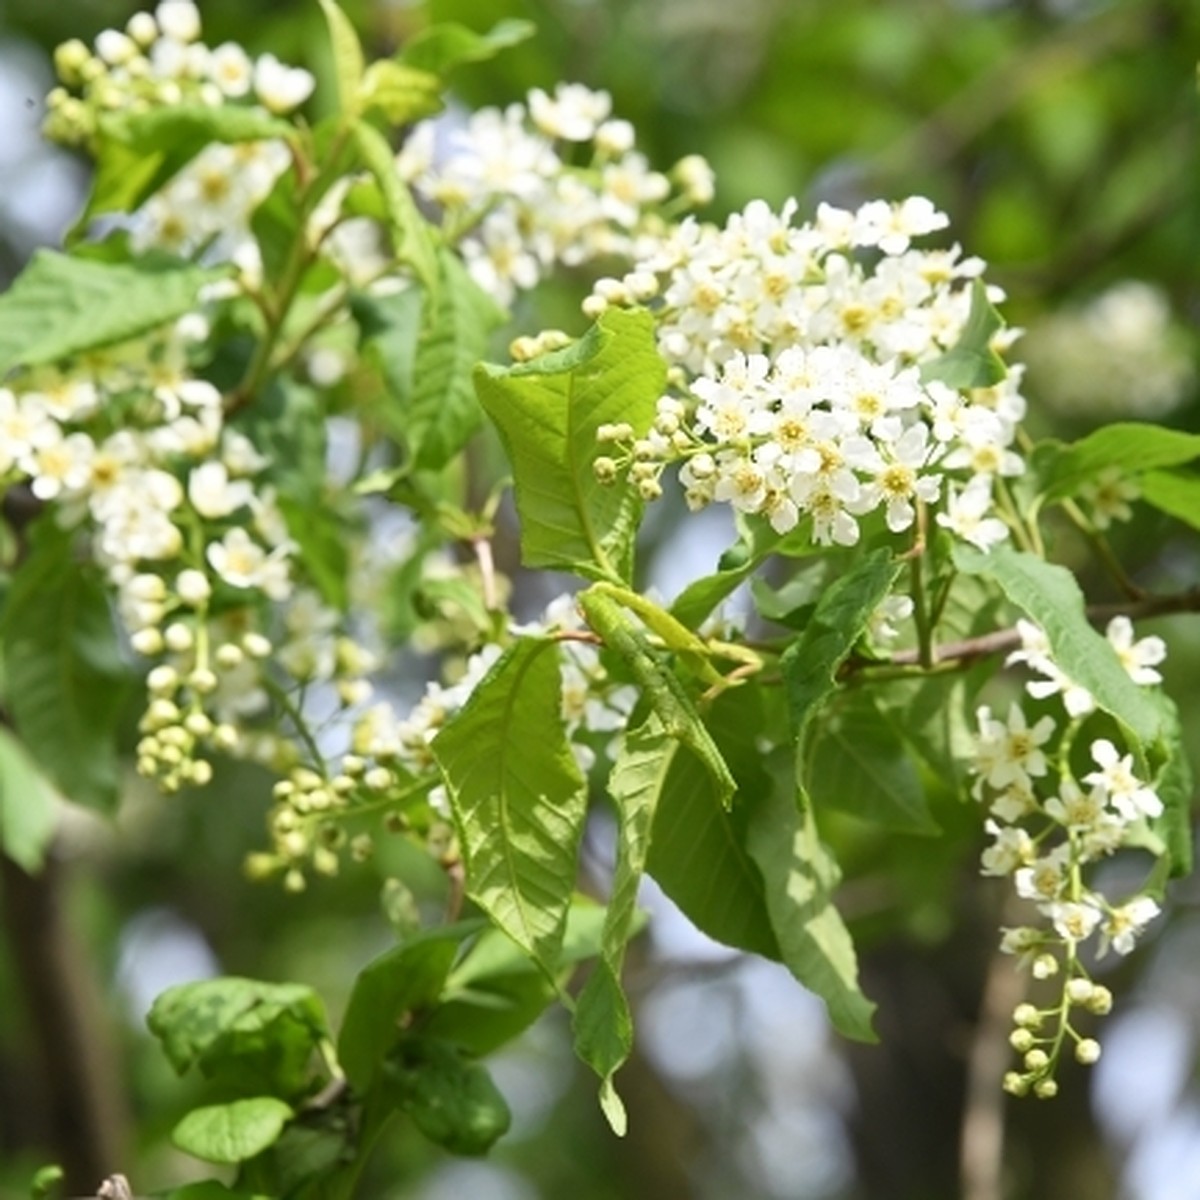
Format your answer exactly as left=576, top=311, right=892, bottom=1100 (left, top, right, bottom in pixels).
left=1, top=1, right=1196, bottom=1195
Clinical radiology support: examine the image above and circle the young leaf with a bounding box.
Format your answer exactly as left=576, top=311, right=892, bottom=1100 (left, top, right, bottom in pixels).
left=0, top=726, right=59, bottom=873
left=172, top=1097, right=294, bottom=1165
left=578, top=587, right=735, bottom=804
left=806, top=693, right=939, bottom=835
left=1037, top=423, right=1200, bottom=505
left=384, top=1039, right=511, bottom=1156
left=745, top=782, right=877, bottom=1042
left=573, top=715, right=673, bottom=1133
left=147, top=977, right=330, bottom=1099
left=1139, top=468, right=1200, bottom=531
left=400, top=20, right=536, bottom=75
left=432, top=639, right=588, bottom=977
left=360, top=60, right=443, bottom=124
left=317, top=0, right=366, bottom=115
left=1, top=524, right=129, bottom=812
left=780, top=546, right=900, bottom=744
left=337, top=923, right=478, bottom=1090
left=0, top=251, right=225, bottom=375
left=474, top=308, right=666, bottom=583
left=919, top=279, right=1006, bottom=389
left=352, top=121, right=439, bottom=293
left=952, top=543, right=1160, bottom=743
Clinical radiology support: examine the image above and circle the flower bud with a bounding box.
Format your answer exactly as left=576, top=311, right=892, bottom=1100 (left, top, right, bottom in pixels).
left=1074, top=1038, right=1101, bottom=1065
left=1087, top=985, right=1113, bottom=1015
left=1033, top=1078, right=1058, bottom=1100
left=1065, top=978, right=1094, bottom=1006
left=1032, top=954, right=1059, bottom=980
left=1023, top=1049, right=1049, bottom=1072
left=1009, top=1028, right=1035, bottom=1053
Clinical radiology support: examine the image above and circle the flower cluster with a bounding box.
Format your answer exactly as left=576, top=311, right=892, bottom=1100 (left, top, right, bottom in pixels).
left=0, top=314, right=382, bottom=794
left=45, top=0, right=314, bottom=147
left=970, top=616, right=1168, bottom=1097
left=400, top=83, right=713, bottom=306
left=587, top=197, right=1027, bottom=547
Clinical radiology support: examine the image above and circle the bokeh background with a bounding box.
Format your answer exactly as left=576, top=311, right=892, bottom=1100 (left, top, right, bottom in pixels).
left=1, top=1, right=1198, bottom=1198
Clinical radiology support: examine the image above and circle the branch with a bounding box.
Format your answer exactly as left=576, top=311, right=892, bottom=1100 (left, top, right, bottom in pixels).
left=855, top=587, right=1200, bottom=673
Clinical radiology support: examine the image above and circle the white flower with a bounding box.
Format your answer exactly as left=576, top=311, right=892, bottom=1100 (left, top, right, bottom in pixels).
left=972, top=703, right=1055, bottom=792
left=1006, top=620, right=1095, bottom=717
left=937, top=477, right=1009, bottom=550
left=206, top=528, right=291, bottom=599
left=1105, top=615, right=1166, bottom=686
left=1046, top=899, right=1103, bottom=943
left=1084, top=739, right=1162, bottom=821
left=1098, top=896, right=1160, bottom=957
left=980, top=820, right=1034, bottom=876
left=189, top=461, right=254, bottom=519
left=209, top=42, right=253, bottom=97
left=528, top=83, right=611, bottom=141
left=254, top=54, right=315, bottom=114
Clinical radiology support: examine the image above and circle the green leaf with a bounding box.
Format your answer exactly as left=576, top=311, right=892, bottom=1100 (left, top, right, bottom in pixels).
left=745, top=782, right=877, bottom=1042
left=0, top=726, right=58, bottom=872
left=0, top=251, right=225, bottom=375
left=159, top=1184, right=268, bottom=1200
left=172, top=1097, right=293, bottom=1165
left=578, top=587, right=735, bottom=804
left=400, top=20, right=536, bottom=75
left=360, top=60, right=443, bottom=124
left=1139, top=468, right=1200, bottom=530
left=1, top=524, right=129, bottom=811
left=432, top=639, right=588, bottom=977
left=407, top=249, right=505, bottom=471
left=337, top=922, right=478, bottom=1090
left=807, top=693, right=939, bottom=834
left=952, top=543, right=1160, bottom=744
left=277, top=496, right=349, bottom=611
left=428, top=901, right=608, bottom=1056
left=147, top=977, right=330, bottom=1099
left=919, top=279, right=1007, bottom=389
left=1038, top=423, right=1200, bottom=505
left=474, top=308, right=666, bottom=583
left=573, top=715, right=672, bottom=1132
left=317, top=0, right=366, bottom=115
left=352, top=120, right=439, bottom=293
left=645, top=694, right=778, bottom=959
left=385, top=1039, right=511, bottom=1156
left=780, top=546, right=901, bottom=744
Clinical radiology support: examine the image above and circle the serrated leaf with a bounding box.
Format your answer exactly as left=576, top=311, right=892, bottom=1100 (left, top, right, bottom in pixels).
left=172, top=1097, right=293, bottom=1165
left=807, top=693, right=939, bottom=834
left=0, top=251, right=225, bottom=375
left=400, top=20, right=536, bottom=75
left=0, top=726, right=58, bottom=872
left=147, top=977, right=330, bottom=1099
left=919, top=279, right=1006, bottom=389
left=745, top=783, right=877, bottom=1042
left=432, top=639, right=588, bottom=977
left=1139, top=468, right=1200, bottom=530
left=318, top=0, right=366, bottom=115
left=781, top=546, right=900, bottom=744
left=474, top=308, right=665, bottom=583
left=1, top=525, right=128, bottom=811
left=352, top=120, right=439, bottom=293
left=337, top=922, right=478, bottom=1089
left=578, top=587, right=735, bottom=804
left=1038, top=423, right=1200, bottom=505
left=952, top=543, right=1160, bottom=744
left=407, top=249, right=505, bottom=471
left=573, top=715, right=671, bottom=1129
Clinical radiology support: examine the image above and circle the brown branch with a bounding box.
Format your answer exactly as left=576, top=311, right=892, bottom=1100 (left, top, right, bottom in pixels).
left=853, top=587, right=1200, bottom=673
